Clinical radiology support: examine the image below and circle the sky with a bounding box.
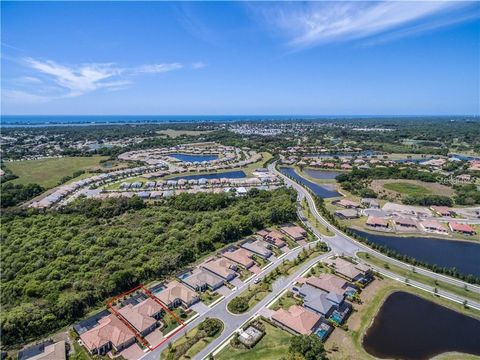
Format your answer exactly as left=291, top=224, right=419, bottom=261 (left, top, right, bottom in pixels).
left=1, top=1, right=479, bottom=116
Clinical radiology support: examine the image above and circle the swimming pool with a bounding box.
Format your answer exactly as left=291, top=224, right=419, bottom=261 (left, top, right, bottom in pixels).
left=329, top=311, right=343, bottom=324
left=315, top=328, right=329, bottom=341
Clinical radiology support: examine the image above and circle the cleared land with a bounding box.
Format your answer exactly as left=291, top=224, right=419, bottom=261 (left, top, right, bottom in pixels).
left=216, top=319, right=292, bottom=360
left=156, top=129, right=213, bottom=138
left=371, top=179, right=454, bottom=198
left=6, top=156, right=108, bottom=188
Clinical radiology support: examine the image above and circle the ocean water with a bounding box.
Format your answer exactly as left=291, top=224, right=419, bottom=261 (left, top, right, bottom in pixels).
left=0, top=115, right=328, bottom=127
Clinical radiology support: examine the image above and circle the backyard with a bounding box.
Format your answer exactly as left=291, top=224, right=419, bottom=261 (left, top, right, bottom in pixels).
left=216, top=319, right=292, bottom=360
left=161, top=318, right=223, bottom=360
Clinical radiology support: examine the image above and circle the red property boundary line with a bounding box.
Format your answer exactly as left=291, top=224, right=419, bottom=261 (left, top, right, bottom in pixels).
left=106, top=284, right=186, bottom=351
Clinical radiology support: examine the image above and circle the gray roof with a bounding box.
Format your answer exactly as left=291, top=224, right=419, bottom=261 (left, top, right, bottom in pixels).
left=304, top=293, right=334, bottom=316
left=326, top=292, right=344, bottom=305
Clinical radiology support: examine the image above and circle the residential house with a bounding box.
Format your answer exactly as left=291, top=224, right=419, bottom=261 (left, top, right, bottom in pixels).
left=118, top=297, right=163, bottom=337
left=394, top=217, right=418, bottom=229
left=240, top=239, right=272, bottom=259
left=201, top=258, right=237, bottom=281
left=332, top=199, right=361, bottom=209
left=421, top=220, right=448, bottom=234
left=361, top=198, right=380, bottom=208
left=18, top=341, right=66, bottom=360
left=263, top=230, right=286, bottom=248
left=449, top=222, right=476, bottom=235
left=431, top=206, right=456, bottom=217
left=302, top=274, right=356, bottom=297
left=222, top=248, right=255, bottom=269
left=180, top=268, right=224, bottom=291
left=272, top=305, right=321, bottom=335
left=79, top=314, right=136, bottom=355
left=366, top=216, right=389, bottom=229
left=323, top=258, right=372, bottom=284
left=155, top=280, right=199, bottom=308
left=280, top=225, right=307, bottom=241
left=334, top=209, right=359, bottom=219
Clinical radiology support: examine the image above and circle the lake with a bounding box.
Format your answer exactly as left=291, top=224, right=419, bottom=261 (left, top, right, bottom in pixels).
left=363, top=291, right=480, bottom=360
left=171, top=170, right=246, bottom=181
left=169, top=153, right=219, bottom=162
left=349, top=229, right=480, bottom=277
left=303, top=169, right=340, bottom=180
left=279, top=167, right=341, bottom=198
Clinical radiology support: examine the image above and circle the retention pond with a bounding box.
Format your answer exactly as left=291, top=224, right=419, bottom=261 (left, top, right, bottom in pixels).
left=363, top=291, right=480, bottom=360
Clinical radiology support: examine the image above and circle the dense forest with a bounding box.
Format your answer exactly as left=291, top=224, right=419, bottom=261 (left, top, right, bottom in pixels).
left=0, top=188, right=297, bottom=346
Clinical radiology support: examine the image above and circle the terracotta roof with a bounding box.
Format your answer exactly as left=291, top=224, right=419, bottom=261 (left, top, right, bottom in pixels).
left=222, top=248, right=254, bottom=268
left=156, top=280, right=197, bottom=306
left=366, top=216, right=389, bottom=227
left=306, top=274, right=347, bottom=295
left=280, top=225, right=307, bottom=240
left=421, top=220, right=447, bottom=231
left=201, top=258, right=236, bottom=279
left=449, top=222, right=476, bottom=233
left=80, top=314, right=134, bottom=352
left=118, top=298, right=161, bottom=333
left=323, top=258, right=369, bottom=281
left=272, top=305, right=320, bottom=335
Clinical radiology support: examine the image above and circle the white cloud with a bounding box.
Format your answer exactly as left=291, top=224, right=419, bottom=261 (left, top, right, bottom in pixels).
left=251, top=1, right=478, bottom=49
left=1, top=89, right=52, bottom=104
left=192, top=62, right=206, bottom=69
left=24, top=58, right=123, bottom=97
left=3, top=58, right=192, bottom=104
left=136, top=63, right=183, bottom=74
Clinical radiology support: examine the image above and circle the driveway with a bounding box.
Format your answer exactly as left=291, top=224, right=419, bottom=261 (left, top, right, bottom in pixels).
left=190, top=301, right=210, bottom=315
left=118, top=343, right=144, bottom=360
left=216, top=285, right=232, bottom=296
left=230, top=277, right=244, bottom=288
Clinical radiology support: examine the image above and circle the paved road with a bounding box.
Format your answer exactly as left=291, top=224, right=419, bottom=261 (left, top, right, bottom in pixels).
left=141, top=240, right=332, bottom=360
left=271, top=162, right=480, bottom=295
left=141, top=163, right=479, bottom=360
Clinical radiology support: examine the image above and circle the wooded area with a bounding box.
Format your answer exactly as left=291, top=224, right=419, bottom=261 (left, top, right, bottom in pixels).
left=0, top=188, right=297, bottom=346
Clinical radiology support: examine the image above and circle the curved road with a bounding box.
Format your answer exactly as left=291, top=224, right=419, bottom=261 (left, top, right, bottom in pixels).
left=141, top=164, right=479, bottom=360
left=270, top=162, right=480, bottom=295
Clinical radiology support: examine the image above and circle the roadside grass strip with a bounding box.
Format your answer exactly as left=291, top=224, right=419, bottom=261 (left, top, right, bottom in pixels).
left=357, top=252, right=480, bottom=303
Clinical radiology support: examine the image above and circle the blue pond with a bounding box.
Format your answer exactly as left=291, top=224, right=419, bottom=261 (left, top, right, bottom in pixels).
left=303, top=169, right=340, bottom=180
left=279, top=167, right=341, bottom=198
left=170, top=153, right=218, bottom=162
left=171, top=170, right=247, bottom=181
left=349, top=229, right=480, bottom=277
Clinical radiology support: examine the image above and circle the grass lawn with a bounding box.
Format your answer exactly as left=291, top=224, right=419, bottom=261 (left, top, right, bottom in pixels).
left=270, top=292, right=303, bottom=311
left=6, top=156, right=109, bottom=188
left=357, top=252, right=480, bottom=302
left=238, top=269, right=254, bottom=281
left=301, top=199, right=334, bottom=236
left=383, top=181, right=431, bottom=196
left=161, top=318, right=223, bottom=360
left=216, top=319, right=292, bottom=360
left=156, top=129, right=213, bottom=138
left=199, top=291, right=222, bottom=306
left=162, top=308, right=196, bottom=334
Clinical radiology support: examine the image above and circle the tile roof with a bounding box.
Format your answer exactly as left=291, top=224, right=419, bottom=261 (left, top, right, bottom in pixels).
left=80, top=314, right=135, bottom=352
left=201, top=258, right=236, bottom=279
left=222, top=248, right=254, bottom=268
left=118, top=298, right=161, bottom=333
left=156, top=280, right=198, bottom=306
left=272, top=305, right=321, bottom=335
left=306, top=274, right=347, bottom=295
